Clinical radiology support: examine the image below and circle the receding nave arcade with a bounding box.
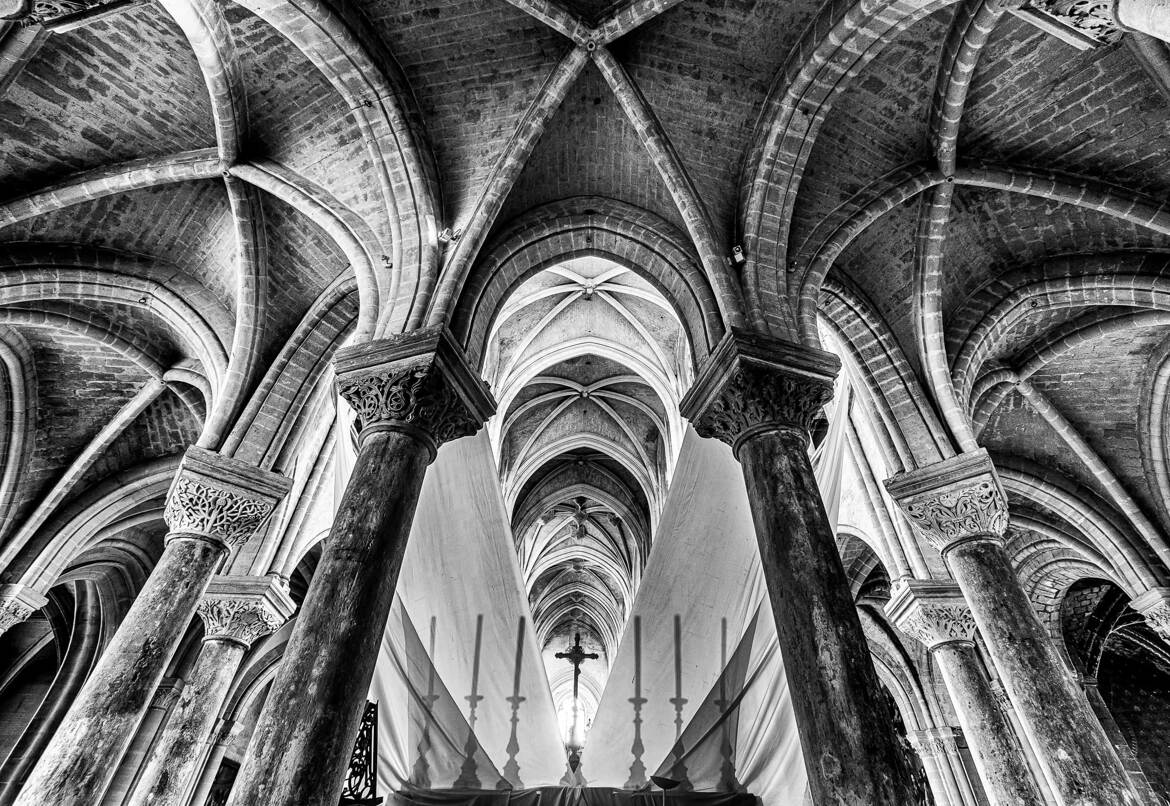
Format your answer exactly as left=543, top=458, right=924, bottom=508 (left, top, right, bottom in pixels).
left=3, top=0, right=1170, bottom=802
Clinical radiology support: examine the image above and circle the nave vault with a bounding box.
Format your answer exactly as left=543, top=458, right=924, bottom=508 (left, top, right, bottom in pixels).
left=1, top=0, right=1170, bottom=803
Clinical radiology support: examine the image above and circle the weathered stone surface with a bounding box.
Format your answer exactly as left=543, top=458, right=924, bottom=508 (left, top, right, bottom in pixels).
left=12, top=536, right=223, bottom=806
left=888, top=453, right=1144, bottom=806
left=684, top=331, right=918, bottom=805
left=128, top=576, right=294, bottom=806
left=888, top=581, right=1044, bottom=805
left=883, top=449, right=1008, bottom=557
left=886, top=580, right=977, bottom=650
left=0, top=585, right=99, bottom=804
left=163, top=446, right=290, bottom=552
left=0, top=584, right=48, bottom=636
left=334, top=326, right=495, bottom=459
left=680, top=328, right=838, bottom=455
left=11, top=452, right=288, bottom=806
left=227, top=331, right=494, bottom=806
left=195, top=575, right=295, bottom=646
left=1, top=1, right=1169, bottom=804
left=1019, top=0, right=1123, bottom=45
left=1130, top=588, right=1170, bottom=643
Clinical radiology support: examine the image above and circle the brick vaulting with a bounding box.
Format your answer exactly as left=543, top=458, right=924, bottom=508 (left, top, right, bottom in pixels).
left=2, top=0, right=1170, bottom=802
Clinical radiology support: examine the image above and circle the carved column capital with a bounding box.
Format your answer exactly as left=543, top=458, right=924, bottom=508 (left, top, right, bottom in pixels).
left=989, top=679, right=1013, bottom=711
left=151, top=677, right=185, bottom=711
left=905, top=730, right=942, bottom=760
left=212, top=718, right=236, bottom=746
left=1, top=0, right=133, bottom=29
left=0, top=583, right=49, bottom=635
left=886, top=580, right=977, bottom=650
left=679, top=328, right=839, bottom=455
left=334, top=327, right=495, bottom=461
left=164, top=448, right=291, bottom=552
left=196, top=575, right=296, bottom=648
left=907, top=727, right=960, bottom=760
left=885, top=450, right=1009, bottom=556
left=1130, top=587, right=1170, bottom=643
left=1014, top=0, right=1122, bottom=48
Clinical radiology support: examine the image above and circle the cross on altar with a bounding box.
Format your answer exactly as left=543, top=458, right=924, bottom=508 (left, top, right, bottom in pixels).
left=557, top=633, right=598, bottom=768
left=556, top=632, right=599, bottom=702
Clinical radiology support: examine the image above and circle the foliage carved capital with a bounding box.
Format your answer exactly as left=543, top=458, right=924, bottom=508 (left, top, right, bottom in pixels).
left=0, top=584, right=49, bottom=635
left=164, top=448, right=291, bottom=551
left=1131, top=588, right=1170, bottom=643
left=906, top=728, right=957, bottom=760
left=2, top=0, right=126, bottom=28
left=1021, top=0, right=1121, bottom=46
left=335, top=328, right=495, bottom=459
left=886, top=581, right=976, bottom=650
left=197, top=575, right=295, bottom=647
left=680, top=329, right=839, bottom=454
left=885, top=450, right=1009, bottom=555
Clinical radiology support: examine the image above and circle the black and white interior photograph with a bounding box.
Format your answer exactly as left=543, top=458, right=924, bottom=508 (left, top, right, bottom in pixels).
left=1, top=0, right=1169, bottom=803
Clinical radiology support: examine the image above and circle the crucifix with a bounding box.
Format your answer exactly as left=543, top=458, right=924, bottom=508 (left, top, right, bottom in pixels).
left=556, top=632, right=598, bottom=769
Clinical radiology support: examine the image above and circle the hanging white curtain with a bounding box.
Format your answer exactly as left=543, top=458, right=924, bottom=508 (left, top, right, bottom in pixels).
left=578, top=394, right=851, bottom=803
left=357, top=432, right=570, bottom=792
left=340, top=378, right=852, bottom=803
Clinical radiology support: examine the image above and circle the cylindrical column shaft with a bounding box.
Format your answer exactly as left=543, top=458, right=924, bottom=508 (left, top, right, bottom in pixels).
left=227, top=429, right=429, bottom=806
left=906, top=733, right=961, bottom=806
left=938, top=733, right=979, bottom=806
left=130, top=574, right=292, bottom=806
left=9, top=446, right=288, bottom=806
left=1116, top=0, right=1170, bottom=42
left=101, top=678, right=183, bottom=806
left=13, top=537, right=224, bottom=806
left=738, top=429, right=918, bottom=804
left=887, top=450, right=1143, bottom=806
left=129, top=638, right=246, bottom=806
left=949, top=537, right=1140, bottom=805
left=187, top=727, right=231, bottom=806
left=989, top=678, right=1054, bottom=802
left=1080, top=680, right=1162, bottom=805
left=933, top=641, right=1042, bottom=805
left=0, top=584, right=102, bottom=806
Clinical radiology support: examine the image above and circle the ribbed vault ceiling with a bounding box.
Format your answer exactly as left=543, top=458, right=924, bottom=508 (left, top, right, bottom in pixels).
left=2, top=0, right=1170, bottom=773
left=484, top=256, right=689, bottom=736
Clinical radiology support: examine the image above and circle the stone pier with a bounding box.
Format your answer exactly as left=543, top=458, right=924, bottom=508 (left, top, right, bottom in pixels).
left=886, top=450, right=1143, bottom=806
left=682, top=329, right=919, bottom=805
left=11, top=449, right=288, bottom=806
left=128, top=575, right=293, bottom=806
left=887, top=580, right=1043, bottom=805
left=226, top=327, right=494, bottom=806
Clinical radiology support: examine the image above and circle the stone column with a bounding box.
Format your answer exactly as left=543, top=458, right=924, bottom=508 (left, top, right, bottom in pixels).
left=128, top=576, right=293, bottom=806
left=888, top=580, right=1043, bottom=805
left=680, top=329, right=919, bottom=805
left=186, top=720, right=231, bottom=804
left=226, top=327, right=494, bottom=806
left=1018, top=0, right=1169, bottom=46
left=935, top=729, right=982, bottom=806
left=987, top=679, right=1056, bottom=803
left=12, top=449, right=289, bottom=806
left=0, top=584, right=48, bottom=636
left=1079, top=675, right=1163, bottom=805
left=886, top=449, right=1144, bottom=806
left=1131, top=587, right=1170, bottom=643
left=0, top=585, right=101, bottom=806
left=187, top=720, right=233, bottom=806
left=905, top=729, right=961, bottom=805
left=908, top=727, right=981, bottom=806
left=101, top=678, right=184, bottom=806
left=1115, top=0, right=1170, bottom=41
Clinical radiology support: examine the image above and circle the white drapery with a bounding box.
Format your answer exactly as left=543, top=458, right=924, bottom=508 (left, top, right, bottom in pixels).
left=365, top=433, right=571, bottom=792
left=344, top=388, right=851, bottom=802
